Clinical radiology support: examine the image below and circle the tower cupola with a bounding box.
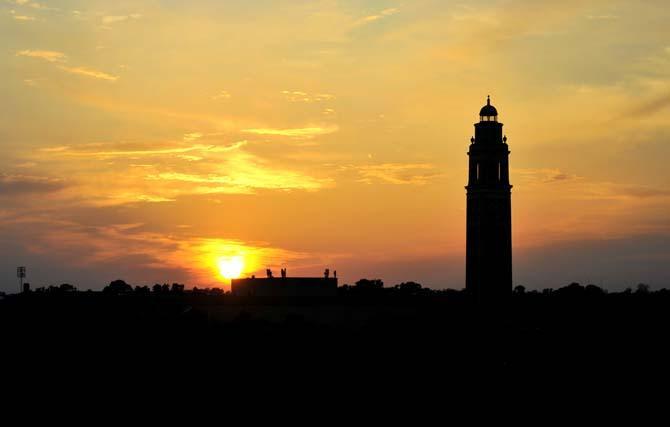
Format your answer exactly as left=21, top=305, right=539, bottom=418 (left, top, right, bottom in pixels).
left=479, top=95, right=498, bottom=122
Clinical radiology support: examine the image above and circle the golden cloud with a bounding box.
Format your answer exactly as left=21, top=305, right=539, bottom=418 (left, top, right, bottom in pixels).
left=281, top=90, right=335, bottom=103
left=13, top=15, right=35, bottom=21
left=58, top=65, right=118, bottom=81
left=16, top=49, right=66, bottom=62
left=242, top=125, right=338, bottom=138
left=29, top=139, right=332, bottom=205
left=211, top=90, right=231, bottom=100
left=102, top=14, right=142, bottom=25
left=358, top=8, right=399, bottom=25
left=17, top=49, right=118, bottom=82
left=147, top=151, right=333, bottom=194
left=42, top=141, right=246, bottom=159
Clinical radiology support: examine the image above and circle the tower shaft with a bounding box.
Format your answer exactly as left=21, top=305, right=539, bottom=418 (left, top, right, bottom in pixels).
left=466, top=98, right=512, bottom=302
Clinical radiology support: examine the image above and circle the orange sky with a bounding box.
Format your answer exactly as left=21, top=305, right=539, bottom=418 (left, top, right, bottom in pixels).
left=1, top=0, right=669, bottom=291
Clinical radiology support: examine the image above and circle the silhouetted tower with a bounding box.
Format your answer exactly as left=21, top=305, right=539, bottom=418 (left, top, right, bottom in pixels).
left=466, top=96, right=512, bottom=302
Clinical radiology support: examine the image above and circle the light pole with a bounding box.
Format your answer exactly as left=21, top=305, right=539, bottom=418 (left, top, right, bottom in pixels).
left=17, top=266, right=26, bottom=294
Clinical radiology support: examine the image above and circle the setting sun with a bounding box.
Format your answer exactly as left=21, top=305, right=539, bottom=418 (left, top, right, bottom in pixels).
left=217, top=256, right=245, bottom=280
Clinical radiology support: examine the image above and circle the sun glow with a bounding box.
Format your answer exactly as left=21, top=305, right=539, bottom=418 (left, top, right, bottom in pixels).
left=217, top=256, right=245, bottom=280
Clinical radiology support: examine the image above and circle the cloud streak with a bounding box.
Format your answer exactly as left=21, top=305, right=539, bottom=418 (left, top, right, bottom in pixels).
left=627, top=92, right=670, bottom=118
left=211, top=90, right=231, bottom=100
left=41, top=141, right=247, bottom=159
left=0, top=173, right=66, bottom=195
left=13, top=14, right=35, bottom=21
left=102, top=14, right=142, bottom=25
left=16, top=50, right=66, bottom=62
left=242, top=125, right=338, bottom=138
left=281, top=90, right=335, bottom=103
left=16, top=49, right=118, bottom=81
left=347, top=163, right=440, bottom=185
left=357, top=8, right=399, bottom=25
left=58, top=65, right=118, bottom=81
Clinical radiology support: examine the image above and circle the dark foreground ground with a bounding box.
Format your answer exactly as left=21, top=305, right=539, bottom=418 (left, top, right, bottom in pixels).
left=2, top=288, right=670, bottom=379
left=3, top=290, right=665, bottom=415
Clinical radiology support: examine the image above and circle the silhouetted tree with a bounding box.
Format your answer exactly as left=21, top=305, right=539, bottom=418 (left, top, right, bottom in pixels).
left=103, top=279, right=133, bottom=295
left=134, top=285, right=151, bottom=295
left=59, top=283, right=76, bottom=293
left=355, top=279, right=384, bottom=290
left=554, top=282, right=584, bottom=298
left=394, top=282, right=423, bottom=296
left=152, top=284, right=163, bottom=293
left=584, top=284, right=606, bottom=297
left=636, top=283, right=651, bottom=294
left=338, top=279, right=384, bottom=296
left=171, top=283, right=185, bottom=294
left=513, top=285, right=526, bottom=295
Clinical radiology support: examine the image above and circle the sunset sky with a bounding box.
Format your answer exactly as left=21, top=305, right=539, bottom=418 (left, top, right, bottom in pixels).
left=1, top=0, right=669, bottom=292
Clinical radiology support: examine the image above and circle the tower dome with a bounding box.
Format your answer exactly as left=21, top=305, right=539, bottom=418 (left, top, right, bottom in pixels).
left=479, top=96, right=498, bottom=122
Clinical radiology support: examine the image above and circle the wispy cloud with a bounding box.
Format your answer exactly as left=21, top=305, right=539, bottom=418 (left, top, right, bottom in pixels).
left=31, top=138, right=330, bottom=204
left=211, top=90, right=231, bottom=100
left=196, top=165, right=325, bottom=194
left=242, top=125, right=338, bottom=138
left=146, top=151, right=333, bottom=194
left=12, top=14, right=35, bottom=21
left=514, top=168, right=670, bottom=201
left=16, top=49, right=65, bottom=62
left=58, top=65, right=118, bottom=81
left=348, top=163, right=440, bottom=185
left=8, top=0, right=53, bottom=9
left=0, top=173, right=66, bottom=195
left=587, top=14, right=618, bottom=21
left=357, top=8, right=399, bottom=25
left=618, top=186, right=670, bottom=199
left=102, top=14, right=142, bottom=25
left=513, top=168, right=581, bottom=184
left=183, top=132, right=204, bottom=142
left=16, top=49, right=118, bottom=81
left=40, top=141, right=246, bottom=159
left=627, top=92, right=670, bottom=118
left=135, top=195, right=175, bottom=203
left=281, top=90, right=335, bottom=103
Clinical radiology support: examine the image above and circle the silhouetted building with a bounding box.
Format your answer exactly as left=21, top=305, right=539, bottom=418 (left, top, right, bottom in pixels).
left=231, top=273, right=337, bottom=297
left=466, top=97, right=513, bottom=301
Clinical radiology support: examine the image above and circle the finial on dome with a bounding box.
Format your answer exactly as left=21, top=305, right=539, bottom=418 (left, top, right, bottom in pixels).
left=479, top=96, right=498, bottom=119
